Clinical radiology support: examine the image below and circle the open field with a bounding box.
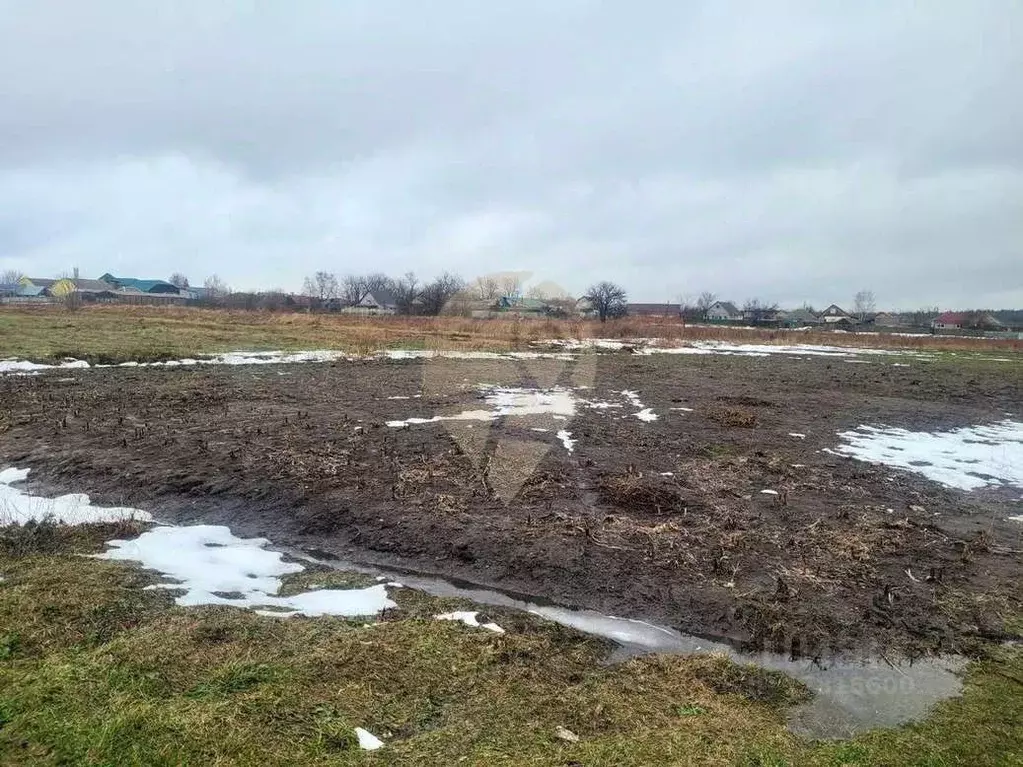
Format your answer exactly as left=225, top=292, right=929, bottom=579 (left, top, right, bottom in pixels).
left=1, top=305, right=1020, bottom=363
left=1, top=309, right=1022, bottom=763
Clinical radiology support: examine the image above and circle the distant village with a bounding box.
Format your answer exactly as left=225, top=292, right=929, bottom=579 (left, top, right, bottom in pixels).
left=3, top=271, right=1021, bottom=337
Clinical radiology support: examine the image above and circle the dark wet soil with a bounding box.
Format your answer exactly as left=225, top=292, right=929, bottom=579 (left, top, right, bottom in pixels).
left=1, top=351, right=1021, bottom=657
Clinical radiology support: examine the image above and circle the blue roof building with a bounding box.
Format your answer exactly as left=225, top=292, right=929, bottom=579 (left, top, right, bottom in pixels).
left=99, top=274, right=180, bottom=294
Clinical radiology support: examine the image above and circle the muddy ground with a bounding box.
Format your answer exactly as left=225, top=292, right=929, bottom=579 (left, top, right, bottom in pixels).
left=1, top=351, right=1021, bottom=658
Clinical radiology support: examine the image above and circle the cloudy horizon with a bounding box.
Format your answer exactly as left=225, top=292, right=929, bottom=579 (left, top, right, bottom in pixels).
left=2, top=1, right=1021, bottom=310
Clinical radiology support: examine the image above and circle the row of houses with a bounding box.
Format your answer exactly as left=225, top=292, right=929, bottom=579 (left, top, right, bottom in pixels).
left=702, top=301, right=1014, bottom=331
left=3, top=276, right=1015, bottom=332
left=0, top=274, right=209, bottom=304
left=704, top=301, right=870, bottom=327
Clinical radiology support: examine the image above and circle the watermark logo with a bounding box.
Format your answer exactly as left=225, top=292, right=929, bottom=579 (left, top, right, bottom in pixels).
left=414, top=273, right=595, bottom=501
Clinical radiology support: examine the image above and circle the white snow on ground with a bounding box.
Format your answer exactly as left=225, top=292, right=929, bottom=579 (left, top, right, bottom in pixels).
left=209, top=350, right=345, bottom=365
left=1, top=352, right=355, bottom=374
left=1009, top=515, right=1023, bottom=524
left=643, top=341, right=918, bottom=358
left=386, top=386, right=577, bottom=428
left=0, top=358, right=90, bottom=374
left=538, top=338, right=952, bottom=360
left=557, top=430, right=576, bottom=452
left=831, top=420, right=1023, bottom=491
left=0, top=468, right=30, bottom=484
left=620, top=390, right=643, bottom=407
left=435, top=611, right=505, bottom=634
left=1, top=468, right=395, bottom=619
left=382, top=349, right=574, bottom=361
left=789, top=433, right=806, bottom=439
left=487, top=387, right=577, bottom=417
left=387, top=386, right=658, bottom=450
left=354, top=728, right=384, bottom=751
left=619, top=390, right=659, bottom=421
left=533, top=338, right=658, bottom=351
left=0, top=468, right=152, bottom=525
left=6, top=339, right=1009, bottom=376
left=585, top=400, right=623, bottom=409
left=99, top=524, right=397, bottom=617
left=671, top=406, right=694, bottom=412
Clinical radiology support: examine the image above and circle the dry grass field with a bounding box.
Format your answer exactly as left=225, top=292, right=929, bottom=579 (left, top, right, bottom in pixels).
left=1, top=305, right=1018, bottom=363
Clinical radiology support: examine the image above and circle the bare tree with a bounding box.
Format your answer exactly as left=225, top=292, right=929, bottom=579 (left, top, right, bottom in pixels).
left=497, top=274, right=523, bottom=298
left=1, top=269, right=24, bottom=285
left=526, top=285, right=549, bottom=300
left=583, top=281, right=628, bottom=323
left=442, top=287, right=475, bottom=316
left=303, top=271, right=339, bottom=303
left=959, top=310, right=1001, bottom=330
left=392, top=272, right=421, bottom=315
left=418, top=272, right=466, bottom=315
left=474, top=276, right=500, bottom=301
left=339, top=274, right=367, bottom=305
left=364, top=272, right=391, bottom=301
left=62, top=289, right=82, bottom=312
left=338, top=273, right=389, bottom=306
left=678, top=295, right=702, bottom=323
left=853, top=290, right=876, bottom=321
left=906, top=306, right=939, bottom=328
left=204, top=274, right=230, bottom=300
left=169, top=273, right=190, bottom=289
left=696, top=292, right=717, bottom=312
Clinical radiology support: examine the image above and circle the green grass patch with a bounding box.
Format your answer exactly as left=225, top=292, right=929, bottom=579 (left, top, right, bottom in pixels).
left=1, top=522, right=1021, bottom=765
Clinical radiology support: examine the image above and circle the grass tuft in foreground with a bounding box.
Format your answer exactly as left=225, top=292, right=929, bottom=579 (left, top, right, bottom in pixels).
left=0, top=522, right=1021, bottom=765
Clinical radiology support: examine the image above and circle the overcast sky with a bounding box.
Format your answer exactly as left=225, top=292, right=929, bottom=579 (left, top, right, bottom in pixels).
left=2, top=2, right=1021, bottom=308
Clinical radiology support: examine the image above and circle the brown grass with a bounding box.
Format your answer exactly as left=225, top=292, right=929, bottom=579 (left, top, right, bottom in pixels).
left=597, top=474, right=687, bottom=515
left=708, top=407, right=759, bottom=428
left=0, top=305, right=1019, bottom=363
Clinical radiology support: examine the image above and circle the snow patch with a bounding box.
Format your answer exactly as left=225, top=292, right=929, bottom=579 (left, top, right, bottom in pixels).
left=0, top=358, right=90, bottom=374
left=382, top=349, right=574, bottom=361
left=0, top=467, right=152, bottom=525
left=355, top=728, right=384, bottom=751
left=831, top=420, right=1023, bottom=491
left=619, top=390, right=658, bottom=421
left=557, top=430, right=576, bottom=452
left=386, top=386, right=576, bottom=428
left=435, top=611, right=505, bottom=634
left=98, top=524, right=396, bottom=617
left=788, top=433, right=807, bottom=439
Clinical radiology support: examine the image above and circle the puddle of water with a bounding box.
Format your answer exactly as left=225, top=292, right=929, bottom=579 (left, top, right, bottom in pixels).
left=294, top=548, right=966, bottom=739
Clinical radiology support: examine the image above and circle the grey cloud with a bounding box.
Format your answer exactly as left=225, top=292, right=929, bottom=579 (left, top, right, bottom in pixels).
left=1, top=1, right=1021, bottom=308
